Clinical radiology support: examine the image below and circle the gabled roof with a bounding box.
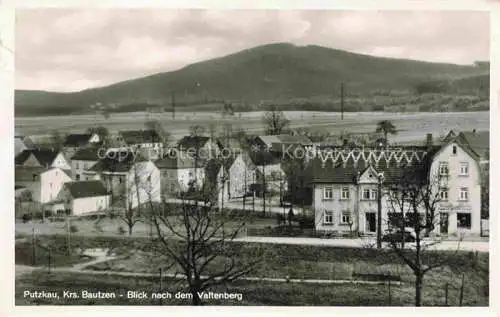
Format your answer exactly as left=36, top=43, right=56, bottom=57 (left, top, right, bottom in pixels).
left=63, top=180, right=109, bottom=198
left=63, top=133, right=93, bottom=147
left=458, top=131, right=489, bottom=157
left=120, top=130, right=161, bottom=145
left=154, top=155, right=206, bottom=169
left=309, top=146, right=438, bottom=184
left=15, top=166, right=46, bottom=182
left=71, top=148, right=100, bottom=161
left=88, top=150, right=141, bottom=173
left=249, top=150, right=282, bottom=166
left=15, top=149, right=61, bottom=166
left=15, top=138, right=27, bottom=154
left=177, top=136, right=211, bottom=149
left=258, top=135, right=281, bottom=148
left=276, top=134, right=313, bottom=145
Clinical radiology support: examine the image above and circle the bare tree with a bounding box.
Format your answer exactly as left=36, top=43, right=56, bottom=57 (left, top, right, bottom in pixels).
left=145, top=119, right=171, bottom=148
left=263, top=105, right=290, bottom=135
left=149, top=199, right=262, bottom=305
left=383, top=170, right=461, bottom=306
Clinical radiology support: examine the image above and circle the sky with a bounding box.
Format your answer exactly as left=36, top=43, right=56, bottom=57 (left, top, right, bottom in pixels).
left=15, top=9, right=490, bottom=92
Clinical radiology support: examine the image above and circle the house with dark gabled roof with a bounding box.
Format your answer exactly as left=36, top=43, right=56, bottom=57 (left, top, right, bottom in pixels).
left=15, top=149, right=71, bottom=171
left=15, top=166, right=72, bottom=204
left=311, top=134, right=482, bottom=236
left=118, top=130, right=163, bottom=151
left=177, top=135, right=219, bottom=158
left=70, top=148, right=101, bottom=181
left=154, top=155, right=206, bottom=196
left=54, top=180, right=110, bottom=216
left=83, top=149, right=161, bottom=210
left=15, top=135, right=27, bottom=156
left=457, top=130, right=489, bottom=163
left=62, top=133, right=101, bottom=158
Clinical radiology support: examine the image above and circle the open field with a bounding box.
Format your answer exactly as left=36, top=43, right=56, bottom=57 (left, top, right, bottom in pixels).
left=15, top=111, right=489, bottom=143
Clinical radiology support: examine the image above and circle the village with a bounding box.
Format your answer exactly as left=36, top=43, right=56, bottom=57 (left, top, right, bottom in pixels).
left=14, top=111, right=490, bottom=241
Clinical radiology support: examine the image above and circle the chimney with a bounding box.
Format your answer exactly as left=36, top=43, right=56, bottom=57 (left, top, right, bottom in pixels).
left=426, top=133, right=433, bottom=148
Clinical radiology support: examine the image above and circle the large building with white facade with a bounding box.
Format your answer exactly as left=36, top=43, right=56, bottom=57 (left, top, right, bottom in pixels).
left=310, top=134, right=483, bottom=236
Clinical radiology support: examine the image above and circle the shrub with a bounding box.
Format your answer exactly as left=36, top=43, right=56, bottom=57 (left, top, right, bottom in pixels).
left=117, top=226, right=126, bottom=235
left=69, top=225, right=78, bottom=233
left=22, top=213, right=31, bottom=223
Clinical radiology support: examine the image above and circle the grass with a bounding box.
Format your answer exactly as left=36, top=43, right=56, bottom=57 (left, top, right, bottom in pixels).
left=15, top=269, right=487, bottom=306
left=15, top=241, right=94, bottom=267
left=15, top=110, right=488, bottom=143
left=15, top=234, right=489, bottom=306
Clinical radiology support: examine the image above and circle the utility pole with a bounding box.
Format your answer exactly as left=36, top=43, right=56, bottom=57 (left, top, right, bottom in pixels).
left=66, top=213, right=72, bottom=255
left=377, top=173, right=383, bottom=249
left=340, top=82, right=344, bottom=121
left=171, top=91, right=176, bottom=120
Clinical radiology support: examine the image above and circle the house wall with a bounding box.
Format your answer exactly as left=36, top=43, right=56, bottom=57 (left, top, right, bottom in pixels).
left=16, top=181, right=41, bottom=202
left=89, top=134, right=101, bottom=143
left=39, top=168, right=72, bottom=203
left=22, top=153, right=41, bottom=167
left=313, top=184, right=358, bottom=233
left=51, top=153, right=71, bottom=170
left=177, top=167, right=205, bottom=191
left=72, top=195, right=110, bottom=216
left=218, top=156, right=255, bottom=202
left=71, top=160, right=98, bottom=181
left=126, top=161, right=161, bottom=209
left=430, top=142, right=481, bottom=235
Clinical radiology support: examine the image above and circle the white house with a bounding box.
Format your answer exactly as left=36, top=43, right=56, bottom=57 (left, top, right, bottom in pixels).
left=55, top=180, right=110, bottom=216
left=117, top=130, right=163, bottom=152
left=155, top=155, right=205, bottom=195
left=15, top=166, right=72, bottom=204
left=177, top=135, right=219, bottom=159
left=15, top=149, right=71, bottom=171
left=216, top=153, right=256, bottom=203
left=310, top=135, right=483, bottom=236
left=71, top=148, right=100, bottom=181
left=63, top=133, right=101, bottom=158
left=84, top=151, right=161, bottom=210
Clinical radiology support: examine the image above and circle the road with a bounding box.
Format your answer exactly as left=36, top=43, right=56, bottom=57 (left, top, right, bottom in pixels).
left=235, top=236, right=489, bottom=252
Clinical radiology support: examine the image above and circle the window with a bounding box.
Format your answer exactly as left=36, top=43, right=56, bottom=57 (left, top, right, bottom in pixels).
left=459, top=162, right=469, bottom=176
left=323, top=211, right=333, bottom=224
left=439, top=162, right=449, bottom=176
left=363, top=189, right=370, bottom=200
left=323, top=187, right=333, bottom=200
left=362, top=189, right=377, bottom=200
left=452, top=145, right=457, bottom=155
left=457, top=213, right=471, bottom=229
left=439, top=188, right=448, bottom=201
left=341, top=212, right=351, bottom=224
left=459, top=187, right=469, bottom=201
left=341, top=187, right=350, bottom=200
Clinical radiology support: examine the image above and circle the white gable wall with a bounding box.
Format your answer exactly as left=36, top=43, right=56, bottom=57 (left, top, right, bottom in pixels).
left=40, top=168, right=72, bottom=203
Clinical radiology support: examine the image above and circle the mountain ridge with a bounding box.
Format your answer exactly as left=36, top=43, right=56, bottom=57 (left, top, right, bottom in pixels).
left=15, top=43, right=490, bottom=116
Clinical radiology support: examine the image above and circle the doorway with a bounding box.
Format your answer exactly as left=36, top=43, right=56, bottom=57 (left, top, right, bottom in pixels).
left=365, top=212, right=376, bottom=233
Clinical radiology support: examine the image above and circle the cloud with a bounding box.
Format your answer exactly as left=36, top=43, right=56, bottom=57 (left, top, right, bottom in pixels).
left=15, top=9, right=489, bottom=92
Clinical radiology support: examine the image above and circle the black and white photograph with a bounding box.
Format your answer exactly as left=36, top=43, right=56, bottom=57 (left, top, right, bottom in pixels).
left=7, top=7, right=492, bottom=309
